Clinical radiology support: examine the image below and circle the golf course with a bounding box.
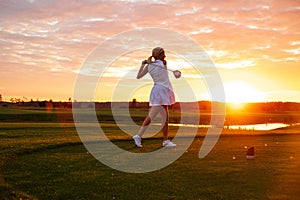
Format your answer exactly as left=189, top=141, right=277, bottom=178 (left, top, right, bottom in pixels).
left=0, top=106, right=300, bottom=200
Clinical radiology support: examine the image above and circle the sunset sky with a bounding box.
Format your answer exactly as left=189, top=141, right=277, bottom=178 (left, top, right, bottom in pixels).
left=1, top=0, right=299, bottom=103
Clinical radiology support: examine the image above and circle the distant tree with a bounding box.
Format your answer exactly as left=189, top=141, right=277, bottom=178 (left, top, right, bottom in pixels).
left=68, top=97, right=72, bottom=102
left=10, top=98, right=21, bottom=103
left=46, top=99, right=54, bottom=110
left=131, top=98, right=137, bottom=108
left=0, top=94, right=2, bottom=102
left=39, top=101, right=46, bottom=107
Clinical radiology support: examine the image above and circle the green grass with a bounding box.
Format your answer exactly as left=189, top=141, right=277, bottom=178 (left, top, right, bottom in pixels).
left=1, top=124, right=300, bottom=199
left=0, top=107, right=300, bottom=199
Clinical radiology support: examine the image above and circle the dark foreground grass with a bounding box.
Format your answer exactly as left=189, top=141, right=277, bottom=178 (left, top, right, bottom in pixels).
left=1, top=122, right=300, bottom=200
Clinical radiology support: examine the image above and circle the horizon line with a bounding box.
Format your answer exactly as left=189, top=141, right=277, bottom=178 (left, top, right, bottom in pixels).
left=2, top=100, right=300, bottom=104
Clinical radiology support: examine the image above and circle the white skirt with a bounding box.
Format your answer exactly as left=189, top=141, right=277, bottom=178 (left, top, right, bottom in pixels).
left=149, top=84, right=175, bottom=106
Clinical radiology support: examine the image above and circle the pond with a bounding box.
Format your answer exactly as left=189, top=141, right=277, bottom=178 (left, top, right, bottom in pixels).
left=167, top=123, right=291, bottom=131
left=226, top=123, right=290, bottom=131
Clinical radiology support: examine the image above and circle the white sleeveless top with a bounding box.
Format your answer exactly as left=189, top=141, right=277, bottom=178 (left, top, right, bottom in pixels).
left=147, top=60, right=175, bottom=106
left=148, top=60, right=172, bottom=90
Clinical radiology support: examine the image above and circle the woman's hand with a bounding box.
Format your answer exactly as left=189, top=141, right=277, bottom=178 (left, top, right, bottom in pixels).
left=137, top=60, right=149, bottom=79
left=173, top=70, right=181, bottom=79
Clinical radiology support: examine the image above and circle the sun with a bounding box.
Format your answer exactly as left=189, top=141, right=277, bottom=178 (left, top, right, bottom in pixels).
left=223, top=81, right=265, bottom=104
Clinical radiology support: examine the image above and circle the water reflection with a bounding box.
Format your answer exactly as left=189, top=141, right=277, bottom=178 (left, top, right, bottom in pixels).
left=167, top=123, right=291, bottom=131
left=226, top=123, right=289, bottom=131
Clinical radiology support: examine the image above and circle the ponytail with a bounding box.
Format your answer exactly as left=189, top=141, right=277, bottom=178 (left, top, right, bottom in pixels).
left=146, top=47, right=164, bottom=64
left=147, top=56, right=153, bottom=64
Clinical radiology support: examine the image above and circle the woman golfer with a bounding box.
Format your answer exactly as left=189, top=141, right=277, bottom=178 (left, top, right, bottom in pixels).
left=133, top=47, right=180, bottom=147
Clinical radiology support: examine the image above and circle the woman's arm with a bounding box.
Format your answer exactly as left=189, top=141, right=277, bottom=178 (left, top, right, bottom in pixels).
left=137, top=61, right=148, bottom=79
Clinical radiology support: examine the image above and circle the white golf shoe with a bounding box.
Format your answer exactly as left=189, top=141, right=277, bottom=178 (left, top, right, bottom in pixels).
left=133, top=135, right=142, bottom=147
left=162, top=140, right=176, bottom=147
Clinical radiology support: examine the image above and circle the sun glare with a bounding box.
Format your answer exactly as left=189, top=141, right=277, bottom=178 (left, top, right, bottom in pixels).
left=224, top=81, right=265, bottom=104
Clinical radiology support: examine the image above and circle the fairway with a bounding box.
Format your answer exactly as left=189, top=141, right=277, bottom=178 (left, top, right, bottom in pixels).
left=1, top=120, right=300, bottom=199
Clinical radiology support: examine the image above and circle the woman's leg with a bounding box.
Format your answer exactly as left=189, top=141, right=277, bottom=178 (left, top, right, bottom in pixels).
left=137, top=106, right=162, bottom=137
left=160, top=105, right=169, bottom=141
left=160, top=105, right=176, bottom=147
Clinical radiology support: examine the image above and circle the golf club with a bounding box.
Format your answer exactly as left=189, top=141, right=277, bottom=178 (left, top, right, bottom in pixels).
left=142, top=60, right=181, bottom=78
